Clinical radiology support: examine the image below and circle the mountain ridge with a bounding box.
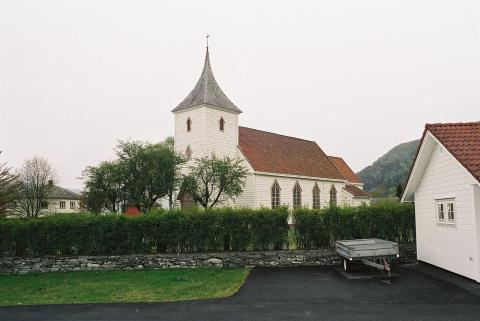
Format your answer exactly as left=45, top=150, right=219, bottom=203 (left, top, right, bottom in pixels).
left=357, top=140, right=420, bottom=197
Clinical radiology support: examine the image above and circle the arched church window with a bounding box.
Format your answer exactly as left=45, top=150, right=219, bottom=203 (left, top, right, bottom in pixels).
left=219, top=117, right=225, bottom=131
left=185, top=146, right=192, bottom=161
left=293, top=181, right=302, bottom=209
left=312, top=183, right=320, bottom=209
left=187, top=118, right=191, bottom=132
left=329, top=185, right=337, bottom=206
left=271, top=180, right=281, bottom=209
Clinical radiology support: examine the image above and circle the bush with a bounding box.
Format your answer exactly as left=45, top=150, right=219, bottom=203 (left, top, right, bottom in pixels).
left=0, top=204, right=415, bottom=257
left=0, top=208, right=289, bottom=257
left=293, top=202, right=415, bottom=249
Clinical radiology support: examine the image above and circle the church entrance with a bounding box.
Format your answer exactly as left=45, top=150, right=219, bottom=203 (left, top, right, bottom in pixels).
left=178, top=191, right=196, bottom=209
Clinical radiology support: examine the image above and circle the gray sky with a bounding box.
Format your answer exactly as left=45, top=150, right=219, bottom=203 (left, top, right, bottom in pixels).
left=1, top=0, right=479, bottom=189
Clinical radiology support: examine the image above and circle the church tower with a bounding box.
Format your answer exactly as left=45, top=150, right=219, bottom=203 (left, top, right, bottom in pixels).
left=172, top=47, right=242, bottom=161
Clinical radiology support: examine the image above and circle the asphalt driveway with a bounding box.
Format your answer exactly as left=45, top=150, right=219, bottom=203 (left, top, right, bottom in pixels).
left=1, top=265, right=480, bottom=321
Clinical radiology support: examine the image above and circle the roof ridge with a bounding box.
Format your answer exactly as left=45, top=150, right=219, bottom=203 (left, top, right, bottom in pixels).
left=426, top=121, right=480, bottom=128
left=239, top=126, right=315, bottom=143
left=328, top=155, right=342, bottom=160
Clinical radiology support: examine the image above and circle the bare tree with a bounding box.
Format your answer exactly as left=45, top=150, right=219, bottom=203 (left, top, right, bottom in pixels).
left=0, top=152, right=19, bottom=216
left=14, top=156, right=56, bottom=217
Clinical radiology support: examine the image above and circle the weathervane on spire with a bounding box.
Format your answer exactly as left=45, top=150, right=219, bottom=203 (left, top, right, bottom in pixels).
left=206, top=33, right=210, bottom=50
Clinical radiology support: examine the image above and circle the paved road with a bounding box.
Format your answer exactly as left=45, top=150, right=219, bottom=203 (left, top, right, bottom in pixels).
left=1, top=265, right=480, bottom=321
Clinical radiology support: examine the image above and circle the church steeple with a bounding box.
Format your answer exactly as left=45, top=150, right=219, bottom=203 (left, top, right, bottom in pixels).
left=172, top=47, right=242, bottom=114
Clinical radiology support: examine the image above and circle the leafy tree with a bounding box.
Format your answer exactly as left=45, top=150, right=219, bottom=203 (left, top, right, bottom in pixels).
left=160, top=136, right=185, bottom=209
left=82, top=138, right=185, bottom=213
left=82, top=161, right=125, bottom=213
left=116, top=140, right=185, bottom=212
left=0, top=152, right=19, bottom=215
left=182, top=155, right=248, bottom=209
left=14, top=156, right=56, bottom=217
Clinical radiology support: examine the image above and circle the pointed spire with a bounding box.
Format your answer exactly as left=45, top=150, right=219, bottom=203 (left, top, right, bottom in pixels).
left=172, top=46, right=242, bottom=114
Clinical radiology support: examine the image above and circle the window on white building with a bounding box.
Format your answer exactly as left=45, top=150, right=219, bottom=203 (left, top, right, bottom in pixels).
left=447, top=201, right=455, bottom=222
left=219, top=117, right=225, bottom=131
left=435, top=199, right=455, bottom=224
left=271, top=180, right=281, bottom=209
left=70, top=201, right=76, bottom=209
left=312, top=183, right=320, bottom=209
left=293, top=181, right=302, bottom=209
left=186, top=118, right=191, bottom=132
left=59, top=201, right=66, bottom=209
left=185, top=145, right=192, bottom=161
left=437, top=203, right=445, bottom=222
left=329, top=185, right=337, bottom=206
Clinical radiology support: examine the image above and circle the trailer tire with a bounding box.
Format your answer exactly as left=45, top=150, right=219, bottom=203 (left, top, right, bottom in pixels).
left=343, top=259, right=352, bottom=272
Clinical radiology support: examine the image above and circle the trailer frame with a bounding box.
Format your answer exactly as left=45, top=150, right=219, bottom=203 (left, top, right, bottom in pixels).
left=335, top=238, right=399, bottom=276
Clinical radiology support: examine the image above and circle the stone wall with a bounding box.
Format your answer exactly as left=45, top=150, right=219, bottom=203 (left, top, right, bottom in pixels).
left=0, top=245, right=416, bottom=274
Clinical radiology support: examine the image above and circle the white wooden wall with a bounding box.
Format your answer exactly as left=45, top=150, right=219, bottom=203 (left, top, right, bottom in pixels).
left=174, top=105, right=239, bottom=161
left=254, top=174, right=345, bottom=209
left=414, top=143, right=480, bottom=282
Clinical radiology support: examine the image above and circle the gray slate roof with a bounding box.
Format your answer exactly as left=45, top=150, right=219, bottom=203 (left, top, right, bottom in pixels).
left=172, top=48, right=242, bottom=114
left=47, top=185, right=82, bottom=200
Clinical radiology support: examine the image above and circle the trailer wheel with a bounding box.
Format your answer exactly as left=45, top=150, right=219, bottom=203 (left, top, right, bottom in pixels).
left=343, top=259, right=352, bottom=272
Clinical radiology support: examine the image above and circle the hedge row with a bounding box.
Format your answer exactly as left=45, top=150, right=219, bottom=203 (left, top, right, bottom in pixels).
left=0, top=208, right=289, bottom=257
left=293, top=202, right=415, bottom=249
left=0, top=203, right=415, bottom=257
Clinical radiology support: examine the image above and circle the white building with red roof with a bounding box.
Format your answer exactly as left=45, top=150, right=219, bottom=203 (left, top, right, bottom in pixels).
left=402, top=122, right=480, bottom=282
left=173, top=48, right=370, bottom=209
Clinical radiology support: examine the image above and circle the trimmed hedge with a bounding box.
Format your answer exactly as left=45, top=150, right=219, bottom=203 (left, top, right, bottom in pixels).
left=0, top=208, right=289, bottom=257
left=0, top=203, right=415, bottom=257
left=293, top=202, right=415, bottom=249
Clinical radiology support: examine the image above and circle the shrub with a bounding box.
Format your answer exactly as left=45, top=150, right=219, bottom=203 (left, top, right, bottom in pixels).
left=0, top=208, right=289, bottom=257
left=293, top=202, right=415, bottom=249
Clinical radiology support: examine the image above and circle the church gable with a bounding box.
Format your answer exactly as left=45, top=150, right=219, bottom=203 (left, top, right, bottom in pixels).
left=238, top=127, right=344, bottom=180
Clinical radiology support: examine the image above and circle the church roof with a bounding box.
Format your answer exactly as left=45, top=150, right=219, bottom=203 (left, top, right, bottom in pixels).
left=343, top=184, right=371, bottom=197
left=239, top=127, right=345, bottom=180
left=172, top=48, right=242, bottom=114
left=328, top=156, right=362, bottom=184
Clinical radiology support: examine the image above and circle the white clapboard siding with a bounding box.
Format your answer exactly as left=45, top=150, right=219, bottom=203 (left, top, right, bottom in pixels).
left=415, top=142, right=479, bottom=281
left=174, top=106, right=239, bottom=160
left=254, top=174, right=345, bottom=209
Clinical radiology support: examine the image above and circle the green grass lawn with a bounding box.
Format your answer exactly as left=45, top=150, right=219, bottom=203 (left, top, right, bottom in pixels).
left=0, top=268, right=250, bottom=306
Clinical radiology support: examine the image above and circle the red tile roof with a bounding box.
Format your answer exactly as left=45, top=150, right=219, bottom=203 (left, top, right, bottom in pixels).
left=343, top=184, right=371, bottom=197
left=426, top=122, right=480, bottom=182
left=239, top=127, right=344, bottom=180
left=328, top=156, right=362, bottom=184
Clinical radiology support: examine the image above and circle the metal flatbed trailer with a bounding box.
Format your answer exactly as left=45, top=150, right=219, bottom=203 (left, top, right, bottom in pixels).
left=335, top=238, right=399, bottom=276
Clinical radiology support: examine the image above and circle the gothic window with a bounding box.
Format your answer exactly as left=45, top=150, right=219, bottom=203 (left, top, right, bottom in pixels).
left=312, top=183, right=320, bottom=209
left=293, top=181, right=302, bottom=209
left=219, top=117, right=225, bottom=131
left=186, top=118, right=191, bottom=132
left=185, top=146, right=192, bottom=161
left=271, top=180, right=281, bottom=209
left=329, top=185, right=337, bottom=206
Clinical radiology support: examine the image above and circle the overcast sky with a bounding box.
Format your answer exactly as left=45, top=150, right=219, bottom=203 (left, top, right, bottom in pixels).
left=1, top=0, right=479, bottom=189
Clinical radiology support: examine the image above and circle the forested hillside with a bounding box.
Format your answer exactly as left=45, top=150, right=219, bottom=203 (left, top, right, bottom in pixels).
left=357, top=140, right=420, bottom=197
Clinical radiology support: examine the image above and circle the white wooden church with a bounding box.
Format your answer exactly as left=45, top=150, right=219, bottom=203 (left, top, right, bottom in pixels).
left=173, top=48, right=370, bottom=209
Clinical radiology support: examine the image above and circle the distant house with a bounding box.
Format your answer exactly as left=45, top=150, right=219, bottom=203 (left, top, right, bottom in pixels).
left=8, top=184, right=83, bottom=216
left=173, top=47, right=371, bottom=209
left=45, top=185, right=83, bottom=214
left=402, top=122, right=480, bottom=282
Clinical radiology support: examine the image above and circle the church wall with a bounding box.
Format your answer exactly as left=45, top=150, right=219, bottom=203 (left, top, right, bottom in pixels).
left=174, top=107, right=206, bottom=162
left=204, top=107, right=239, bottom=158
left=174, top=106, right=239, bottom=161
left=254, top=174, right=346, bottom=209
